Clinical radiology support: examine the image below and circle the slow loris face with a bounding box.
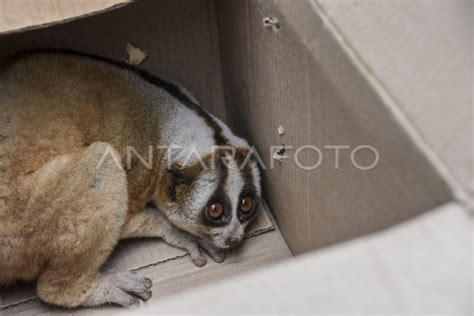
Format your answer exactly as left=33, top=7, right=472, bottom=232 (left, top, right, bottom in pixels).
left=156, top=148, right=261, bottom=249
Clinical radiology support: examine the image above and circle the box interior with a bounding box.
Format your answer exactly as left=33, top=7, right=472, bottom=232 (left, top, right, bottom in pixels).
left=215, top=0, right=451, bottom=252
left=0, top=0, right=453, bottom=313
left=0, top=1, right=294, bottom=312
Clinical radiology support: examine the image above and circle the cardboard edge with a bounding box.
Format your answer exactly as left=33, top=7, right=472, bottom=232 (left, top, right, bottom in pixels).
left=0, top=1, right=131, bottom=36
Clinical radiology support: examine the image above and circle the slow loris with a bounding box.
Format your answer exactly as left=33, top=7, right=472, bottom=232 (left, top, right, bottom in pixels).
left=0, top=51, right=261, bottom=308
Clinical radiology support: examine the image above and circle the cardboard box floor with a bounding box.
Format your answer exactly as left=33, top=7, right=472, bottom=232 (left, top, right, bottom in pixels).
left=0, top=203, right=292, bottom=314
left=142, top=202, right=473, bottom=315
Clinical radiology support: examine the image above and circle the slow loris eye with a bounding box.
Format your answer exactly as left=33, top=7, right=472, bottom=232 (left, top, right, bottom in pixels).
left=240, top=196, right=254, bottom=213
left=207, top=202, right=224, bottom=219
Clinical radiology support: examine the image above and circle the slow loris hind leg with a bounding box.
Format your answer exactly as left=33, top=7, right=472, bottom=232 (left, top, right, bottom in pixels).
left=29, top=142, right=152, bottom=307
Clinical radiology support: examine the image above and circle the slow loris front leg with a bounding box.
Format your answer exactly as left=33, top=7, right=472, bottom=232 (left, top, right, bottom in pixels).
left=121, top=208, right=226, bottom=267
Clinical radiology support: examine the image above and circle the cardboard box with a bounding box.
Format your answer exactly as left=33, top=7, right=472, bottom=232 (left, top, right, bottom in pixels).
left=1, top=0, right=467, bottom=313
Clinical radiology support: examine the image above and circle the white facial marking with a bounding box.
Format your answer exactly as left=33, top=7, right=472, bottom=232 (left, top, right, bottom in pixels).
left=164, top=105, right=215, bottom=165
left=224, top=156, right=245, bottom=214
left=185, top=170, right=218, bottom=216
left=250, top=160, right=261, bottom=195
left=218, top=156, right=245, bottom=242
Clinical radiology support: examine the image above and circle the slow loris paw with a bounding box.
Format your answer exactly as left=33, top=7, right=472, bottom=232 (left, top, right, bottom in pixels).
left=199, top=240, right=226, bottom=263
left=88, top=271, right=153, bottom=307
left=191, top=254, right=208, bottom=267
left=209, top=249, right=226, bottom=263
left=185, top=243, right=207, bottom=267
left=166, top=231, right=208, bottom=267
left=113, top=271, right=153, bottom=301
left=183, top=238, right=226, bottom=265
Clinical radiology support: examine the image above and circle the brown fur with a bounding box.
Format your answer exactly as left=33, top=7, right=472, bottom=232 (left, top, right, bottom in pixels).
left=0, top=51, right=235, bottom=307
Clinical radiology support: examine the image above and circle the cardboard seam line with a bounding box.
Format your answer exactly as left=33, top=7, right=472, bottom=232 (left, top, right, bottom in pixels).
left=0, top=224, right=275, bottom=311
left=0, top=297, right=36, bottom=312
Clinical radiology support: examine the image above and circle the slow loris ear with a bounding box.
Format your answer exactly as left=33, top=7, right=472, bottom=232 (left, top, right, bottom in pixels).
left=159, top=162, right=201, bottom=203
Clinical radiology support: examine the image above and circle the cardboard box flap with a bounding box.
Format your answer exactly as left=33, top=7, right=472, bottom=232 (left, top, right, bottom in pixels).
left=0, top=203, right=275, bottom=310
left=0, top=0, right=130, bottom=35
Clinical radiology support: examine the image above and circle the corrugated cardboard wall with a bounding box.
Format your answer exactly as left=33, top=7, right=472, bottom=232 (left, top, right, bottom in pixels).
left=215, top=0, right=452, bottom=254
left=0, top=0, right=227, bottom=119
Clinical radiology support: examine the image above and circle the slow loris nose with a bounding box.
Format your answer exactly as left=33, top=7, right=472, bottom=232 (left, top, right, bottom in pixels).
left=225, top=236, right=241, bottom=247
